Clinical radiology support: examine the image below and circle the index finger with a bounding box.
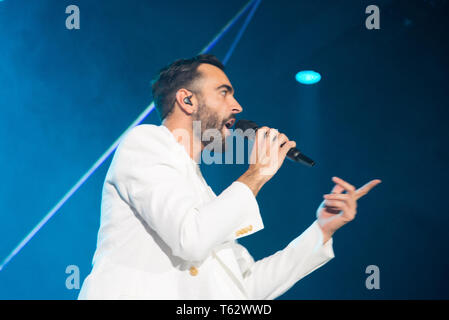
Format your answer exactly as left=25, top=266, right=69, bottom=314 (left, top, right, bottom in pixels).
left=332, top=176, right=356, bottom=195
left=330, top=184, right=345, bottom=194
left=355, top=179, right=382, bottom=200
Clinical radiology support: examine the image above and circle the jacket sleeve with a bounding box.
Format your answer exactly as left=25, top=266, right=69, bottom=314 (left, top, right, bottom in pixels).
left=107, top=125, right=264, bottom=262
left=232, top=220, right=335, bottom=300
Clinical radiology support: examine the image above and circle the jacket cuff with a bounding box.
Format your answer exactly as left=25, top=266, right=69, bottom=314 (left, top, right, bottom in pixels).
left=289, top=220, right=335, bottom=259
left=228, top=181, right=264, bottom=240
left=313, top=220, right=335, bottom=258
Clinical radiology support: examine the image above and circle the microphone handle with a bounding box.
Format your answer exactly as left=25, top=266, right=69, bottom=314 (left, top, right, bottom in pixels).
left=286, top=147, right=315, bottom=167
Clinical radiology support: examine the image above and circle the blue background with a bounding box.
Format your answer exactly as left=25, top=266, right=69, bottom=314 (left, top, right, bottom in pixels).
left=0, top=0, right=448, bottom=299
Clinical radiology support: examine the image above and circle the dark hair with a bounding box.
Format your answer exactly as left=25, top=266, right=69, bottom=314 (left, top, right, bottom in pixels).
left=151, top=54, right=225, bottom=120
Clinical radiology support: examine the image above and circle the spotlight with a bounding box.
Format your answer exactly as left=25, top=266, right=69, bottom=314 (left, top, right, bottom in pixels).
left=295, top=70, right=321, bottom=85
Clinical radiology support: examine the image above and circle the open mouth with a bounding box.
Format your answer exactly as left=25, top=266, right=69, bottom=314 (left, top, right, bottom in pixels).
left=224, top=118, right=235, bottom=129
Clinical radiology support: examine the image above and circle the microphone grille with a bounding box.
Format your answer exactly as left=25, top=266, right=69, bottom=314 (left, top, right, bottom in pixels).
left=235, top=119, right=259, bottom=131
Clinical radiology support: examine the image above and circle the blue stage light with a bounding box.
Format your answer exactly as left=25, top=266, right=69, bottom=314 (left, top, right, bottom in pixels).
left=295, top=70, right=321, bottom=85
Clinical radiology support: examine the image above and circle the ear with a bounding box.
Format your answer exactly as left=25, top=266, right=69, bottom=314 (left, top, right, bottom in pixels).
left=175, top=89, right=195, bottom=115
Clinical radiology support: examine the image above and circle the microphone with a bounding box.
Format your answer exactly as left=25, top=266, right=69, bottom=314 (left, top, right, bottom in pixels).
left=234, top=119, right=315, bottom=167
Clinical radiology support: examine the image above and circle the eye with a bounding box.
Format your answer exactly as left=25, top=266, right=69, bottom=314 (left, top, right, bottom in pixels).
left=220, top=90, right=227, bottom=96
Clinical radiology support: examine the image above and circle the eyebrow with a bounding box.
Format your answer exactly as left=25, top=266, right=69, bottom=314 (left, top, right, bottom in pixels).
left=216, top=84, right=234, bottom=95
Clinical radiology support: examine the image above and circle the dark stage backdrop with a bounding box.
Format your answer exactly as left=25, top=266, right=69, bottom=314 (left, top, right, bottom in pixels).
left=0, top=0, right=448, bottom=299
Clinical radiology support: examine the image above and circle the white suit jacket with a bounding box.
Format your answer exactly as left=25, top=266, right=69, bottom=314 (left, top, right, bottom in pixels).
left=78, top=124, right=335, bottom=300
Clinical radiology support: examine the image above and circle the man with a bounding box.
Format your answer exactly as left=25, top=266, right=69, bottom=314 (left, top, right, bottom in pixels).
left=78, top=54, right=381, bottom=299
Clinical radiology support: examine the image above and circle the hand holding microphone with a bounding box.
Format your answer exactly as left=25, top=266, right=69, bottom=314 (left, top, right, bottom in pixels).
left=235, top=120, right=315, bottom=167
left=236, top=120, right=306, bottom=196
left=250, top=126, right=297, bottom=178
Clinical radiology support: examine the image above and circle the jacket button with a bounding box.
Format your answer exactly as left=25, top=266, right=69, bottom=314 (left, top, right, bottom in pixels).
left=189, top=266, right=198, bottom=276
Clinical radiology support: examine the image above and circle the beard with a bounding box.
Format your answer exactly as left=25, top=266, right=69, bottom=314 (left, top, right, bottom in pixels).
left=192, top=100, right=231, bottom=153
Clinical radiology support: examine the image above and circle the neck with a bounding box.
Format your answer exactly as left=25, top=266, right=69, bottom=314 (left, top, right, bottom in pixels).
left=162, top=117, right=203, bottom=163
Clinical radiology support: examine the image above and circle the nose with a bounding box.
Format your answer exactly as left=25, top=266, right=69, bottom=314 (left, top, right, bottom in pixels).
left=232, top=97, right=243, bottom=114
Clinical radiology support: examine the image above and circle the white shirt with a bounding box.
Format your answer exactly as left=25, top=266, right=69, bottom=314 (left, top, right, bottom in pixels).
left=78, top=124, right=335, bottom=300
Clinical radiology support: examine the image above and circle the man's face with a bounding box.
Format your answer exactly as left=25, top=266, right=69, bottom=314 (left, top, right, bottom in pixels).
left=192, top=63, right=243, bottom=151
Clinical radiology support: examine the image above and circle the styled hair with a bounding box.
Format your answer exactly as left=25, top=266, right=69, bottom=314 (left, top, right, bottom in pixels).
left=151, top=54, right=225, bottom=120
